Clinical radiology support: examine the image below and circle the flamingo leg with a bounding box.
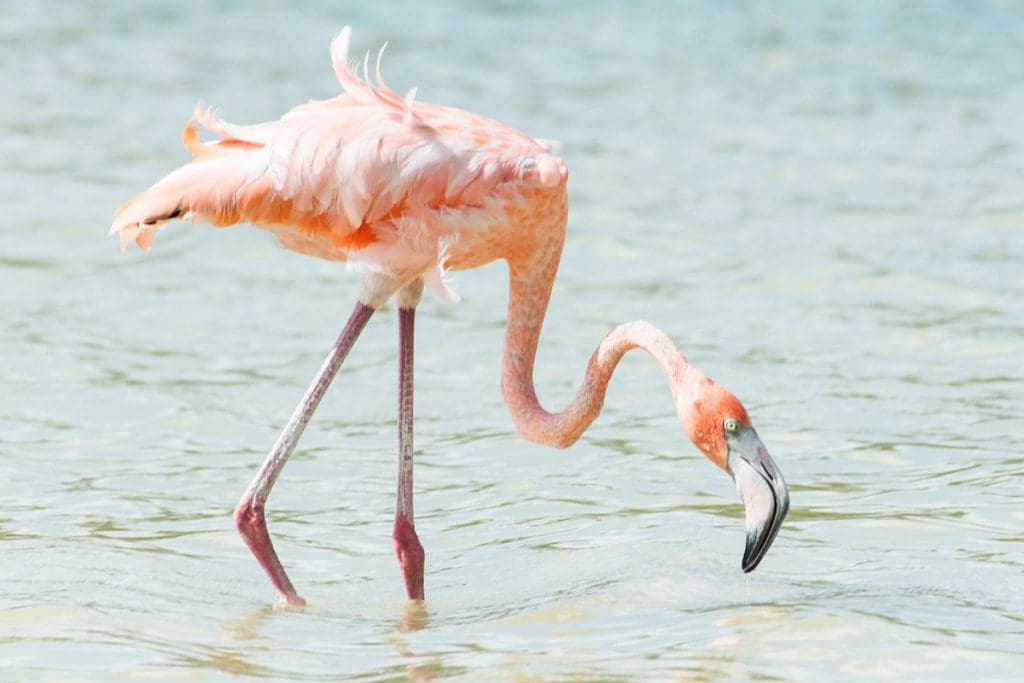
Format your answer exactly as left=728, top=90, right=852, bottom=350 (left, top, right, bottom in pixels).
left=394, top=301, right=425, bottom=600
left=234, top=301, right=375, bottom=606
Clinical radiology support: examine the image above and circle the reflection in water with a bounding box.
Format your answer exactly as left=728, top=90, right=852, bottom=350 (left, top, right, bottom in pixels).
left=660, top=607, right=793, bottom=682
left=225, top=604, right=278, bottom=643
left=219, top=598, right=437, bottom=680
left=392, top=601, right=442, bottom=681
left=189, top=647, right=272, bottom=678
left=398, top=599, right=430, bottom=634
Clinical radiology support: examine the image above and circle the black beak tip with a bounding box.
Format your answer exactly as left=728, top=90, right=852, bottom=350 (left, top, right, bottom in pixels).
left=742, top=532, right=762, bottom=573
left=741, top=496, right=788, bottom=573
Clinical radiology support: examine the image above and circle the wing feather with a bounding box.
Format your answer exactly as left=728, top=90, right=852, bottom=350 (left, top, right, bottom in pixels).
left=111, top=27, right=552, bottom=258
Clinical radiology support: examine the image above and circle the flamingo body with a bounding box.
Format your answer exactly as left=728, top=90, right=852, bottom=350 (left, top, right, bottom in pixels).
left=112, top=27, right=788, bottom=606
left=112, top=27, right=566, bottom=304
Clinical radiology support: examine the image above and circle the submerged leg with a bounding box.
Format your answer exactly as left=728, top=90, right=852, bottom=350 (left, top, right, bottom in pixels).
left=234, top=301, right=375, bottom=606
left=394, top=281, right=425, bottom=600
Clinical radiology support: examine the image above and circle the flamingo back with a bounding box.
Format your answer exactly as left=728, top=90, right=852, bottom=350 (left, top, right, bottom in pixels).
left=111, top=27, right=567, bottom=292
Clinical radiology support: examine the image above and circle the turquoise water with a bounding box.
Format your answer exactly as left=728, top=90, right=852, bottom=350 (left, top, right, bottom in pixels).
left=3, top=1, right=1023, bottom=680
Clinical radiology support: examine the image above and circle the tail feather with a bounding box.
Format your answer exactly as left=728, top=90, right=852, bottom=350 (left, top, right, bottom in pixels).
left=111, top=27, right=441, bottom=255
left=110, top=141, right=271, bottom=251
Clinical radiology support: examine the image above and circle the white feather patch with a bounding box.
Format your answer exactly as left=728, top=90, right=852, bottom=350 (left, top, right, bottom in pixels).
left=424, top=237, right=460, bottom=302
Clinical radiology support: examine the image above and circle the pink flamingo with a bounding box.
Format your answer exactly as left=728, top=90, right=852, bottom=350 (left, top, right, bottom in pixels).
left=111, top=27, right=789, bottom=607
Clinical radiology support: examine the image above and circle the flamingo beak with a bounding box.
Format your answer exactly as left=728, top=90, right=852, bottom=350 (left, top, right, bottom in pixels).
left=726, top=428, right=789, bottom=573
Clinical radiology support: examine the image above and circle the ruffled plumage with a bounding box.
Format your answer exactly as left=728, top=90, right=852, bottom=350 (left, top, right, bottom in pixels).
left=111, top=26, right=567, bottom=299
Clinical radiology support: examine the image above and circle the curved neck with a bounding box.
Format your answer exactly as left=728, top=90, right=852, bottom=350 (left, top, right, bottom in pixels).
left=501, top=252, right=697, bottom=449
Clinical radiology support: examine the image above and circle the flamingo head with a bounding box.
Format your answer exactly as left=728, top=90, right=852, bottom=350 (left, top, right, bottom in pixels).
left=682, top=380, right=790, bottom=573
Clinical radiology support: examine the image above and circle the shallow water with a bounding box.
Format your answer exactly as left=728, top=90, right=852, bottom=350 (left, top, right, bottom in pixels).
left=3, top=1, right=1023, bottom=680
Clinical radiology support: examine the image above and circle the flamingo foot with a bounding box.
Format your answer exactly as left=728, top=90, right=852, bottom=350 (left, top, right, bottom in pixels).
left=393, top=514, right=425, bottom=600
left=234, top=499, right=307, bottom=607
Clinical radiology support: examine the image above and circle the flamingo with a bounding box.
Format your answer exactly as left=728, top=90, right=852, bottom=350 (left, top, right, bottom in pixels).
left=111, top=27, right=789, bottom=607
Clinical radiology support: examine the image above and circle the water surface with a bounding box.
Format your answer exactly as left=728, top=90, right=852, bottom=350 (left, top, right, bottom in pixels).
left=2, top=1, right=1023, bottom=680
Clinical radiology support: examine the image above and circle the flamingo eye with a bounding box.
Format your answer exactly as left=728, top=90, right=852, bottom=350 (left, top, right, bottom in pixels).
left=723, top=418, right=740, bottom=433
